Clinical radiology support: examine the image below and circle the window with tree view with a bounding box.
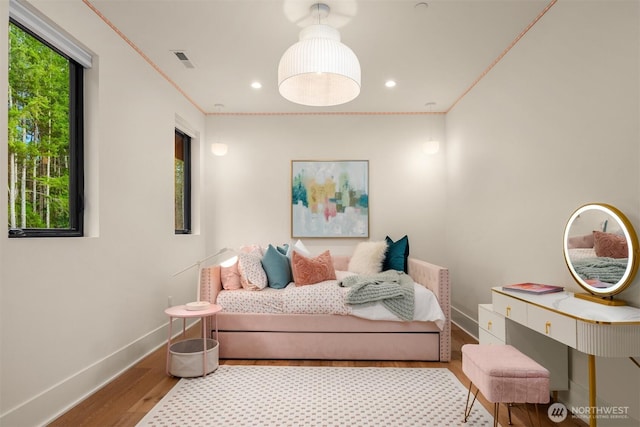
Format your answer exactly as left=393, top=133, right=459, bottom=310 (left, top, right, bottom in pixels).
left=175, top=129, right=191, bottom=234
left=7, top=20, right=84, bottom=237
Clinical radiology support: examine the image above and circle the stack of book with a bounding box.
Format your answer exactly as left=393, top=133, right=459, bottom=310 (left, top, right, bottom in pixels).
left=502, top=283, right=564, bottom=294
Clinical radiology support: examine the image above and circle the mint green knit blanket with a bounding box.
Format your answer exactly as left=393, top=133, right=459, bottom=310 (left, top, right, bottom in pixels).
left=339, top=271, right=415, bottom=321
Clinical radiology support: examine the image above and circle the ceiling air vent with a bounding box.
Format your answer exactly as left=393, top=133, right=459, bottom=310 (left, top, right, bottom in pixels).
left=172, top=51, right=195, bottom=69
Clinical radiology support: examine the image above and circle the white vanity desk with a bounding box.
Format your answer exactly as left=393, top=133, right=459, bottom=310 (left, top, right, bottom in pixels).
left=485, top=287, right=640, bottom=427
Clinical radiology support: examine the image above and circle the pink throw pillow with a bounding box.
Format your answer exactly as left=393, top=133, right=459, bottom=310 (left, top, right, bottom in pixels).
left=220, top=245, right=261, bottom=290
left=593, top=231, right=628, bottom=258
left=567, top=233, right=594, bottom=249
left=221, top=262, right=242, bottom=290
left=291, top=250, right=336, bottom=286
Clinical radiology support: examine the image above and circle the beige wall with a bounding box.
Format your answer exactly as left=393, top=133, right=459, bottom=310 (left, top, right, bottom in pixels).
left=204, top=114, right=447, bottom=262
left=1, top=1, right=207, bottom=425
left=445, top=1, right=640, bottom=423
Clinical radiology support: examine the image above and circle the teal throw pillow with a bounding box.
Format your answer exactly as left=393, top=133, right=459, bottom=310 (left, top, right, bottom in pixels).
left=262, top=244, right=292, bottom=289
left=383, top=235, right=409, bottom=273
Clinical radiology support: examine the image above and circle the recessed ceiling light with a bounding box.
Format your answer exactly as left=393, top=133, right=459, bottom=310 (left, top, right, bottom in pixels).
left=385, top=80, right=397, bottom=88
left=251, top=81, right=262, bottom=89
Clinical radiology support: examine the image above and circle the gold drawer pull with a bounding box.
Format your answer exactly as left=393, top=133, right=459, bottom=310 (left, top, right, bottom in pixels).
left=506, top=306, right=511, bottom=317
left=545, top=321, right=552, bottom=334
left=487, top=321, right=492, bottom=330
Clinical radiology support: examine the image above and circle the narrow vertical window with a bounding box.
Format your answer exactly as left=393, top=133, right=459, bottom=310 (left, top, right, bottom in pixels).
left=175, top=129, right=191, bottom=234
left=7, top=19, right=84, bottom=237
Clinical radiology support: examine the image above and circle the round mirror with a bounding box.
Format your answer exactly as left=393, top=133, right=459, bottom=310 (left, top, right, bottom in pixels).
left=563, top=203, right=639, bottom=300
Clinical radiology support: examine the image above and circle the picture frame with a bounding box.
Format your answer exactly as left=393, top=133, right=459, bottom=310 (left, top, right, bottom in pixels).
left=291, top=160, right=369, bottom=238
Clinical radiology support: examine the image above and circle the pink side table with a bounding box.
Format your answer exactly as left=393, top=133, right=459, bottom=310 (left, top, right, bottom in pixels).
left=164, top=304, right=222, bottom=377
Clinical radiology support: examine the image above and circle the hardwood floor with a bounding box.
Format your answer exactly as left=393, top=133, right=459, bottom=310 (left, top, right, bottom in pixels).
left=49, top=323, right=586, bottom=426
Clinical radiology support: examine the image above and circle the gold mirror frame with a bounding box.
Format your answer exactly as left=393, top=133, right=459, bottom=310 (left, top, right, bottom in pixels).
left=563, top=203, right=639, bottom=304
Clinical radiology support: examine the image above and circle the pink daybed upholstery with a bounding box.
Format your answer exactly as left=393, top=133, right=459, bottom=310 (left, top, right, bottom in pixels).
left=199, top=256, right=451, bottom=361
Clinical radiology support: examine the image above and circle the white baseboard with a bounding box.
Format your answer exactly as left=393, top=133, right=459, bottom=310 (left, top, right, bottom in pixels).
left=1, top=318, right=195, bottom=427
left=451, top=305, right=479, bottom=341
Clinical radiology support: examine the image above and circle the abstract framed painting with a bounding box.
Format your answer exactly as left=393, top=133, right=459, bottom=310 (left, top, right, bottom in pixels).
left=291, top=160, right=369, bottom=238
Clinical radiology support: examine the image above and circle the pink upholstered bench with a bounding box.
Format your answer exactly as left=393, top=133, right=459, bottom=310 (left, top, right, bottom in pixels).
left=462, top=344, right=550, bottom=427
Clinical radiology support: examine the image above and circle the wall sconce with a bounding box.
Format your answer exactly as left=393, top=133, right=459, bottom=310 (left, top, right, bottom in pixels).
left=424, top=102, right=440, bottom=155
left=211, top=143, right=228, bottom=156
left=422, top=140, right=440, bottom=155
left=211, top=103, right=228, bottom=156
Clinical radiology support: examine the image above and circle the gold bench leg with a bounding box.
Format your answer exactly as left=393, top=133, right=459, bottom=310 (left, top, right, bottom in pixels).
left=463, top=381, right=480, bottom=423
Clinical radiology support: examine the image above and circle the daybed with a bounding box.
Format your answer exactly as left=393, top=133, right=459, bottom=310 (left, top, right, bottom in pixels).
left=199, top=254, right=451, bottom=362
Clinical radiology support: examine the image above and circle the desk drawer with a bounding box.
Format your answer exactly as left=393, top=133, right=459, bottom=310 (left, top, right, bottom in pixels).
left=492, top=292, right=527, bottom=325
left=527, top=304, right=576, bottom=348
left=478, top=304, right=506, bottom=342
left=479, top=328, right=506, bottom=345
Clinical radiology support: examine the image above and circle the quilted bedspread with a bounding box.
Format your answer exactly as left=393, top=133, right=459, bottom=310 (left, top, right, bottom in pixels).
left=216, top=271, right=446, bottom=329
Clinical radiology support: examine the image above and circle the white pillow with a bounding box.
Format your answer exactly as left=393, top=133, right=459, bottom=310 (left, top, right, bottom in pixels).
left=238, top=250, right=268, bottom=290
left=286, top=239, right=311, bottom=258
left=348, top=241, right=388, bottom=275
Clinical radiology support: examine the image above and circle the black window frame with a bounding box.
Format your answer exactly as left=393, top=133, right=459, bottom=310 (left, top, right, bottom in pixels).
left=174, top=129, right=192, bottom=234
left=7, top=19, right=84, bottom=238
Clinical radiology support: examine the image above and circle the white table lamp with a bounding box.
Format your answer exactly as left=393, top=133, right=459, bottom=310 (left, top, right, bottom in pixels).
left=173, top=247, right=238, bottom=310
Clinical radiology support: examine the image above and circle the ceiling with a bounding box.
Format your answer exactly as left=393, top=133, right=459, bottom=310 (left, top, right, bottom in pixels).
left=86, top=0, right=553, bottom=114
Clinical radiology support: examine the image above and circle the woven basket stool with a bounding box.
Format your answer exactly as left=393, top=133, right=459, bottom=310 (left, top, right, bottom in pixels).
left=462, top=344, right=550, bottom=427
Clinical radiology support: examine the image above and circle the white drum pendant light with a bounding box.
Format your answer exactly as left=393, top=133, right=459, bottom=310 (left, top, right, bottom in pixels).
left=278, top=3, right=361, bottom=107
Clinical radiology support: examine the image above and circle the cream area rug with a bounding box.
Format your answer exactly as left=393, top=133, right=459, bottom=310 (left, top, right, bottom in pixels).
left=137, top=365, right=494, bottom=426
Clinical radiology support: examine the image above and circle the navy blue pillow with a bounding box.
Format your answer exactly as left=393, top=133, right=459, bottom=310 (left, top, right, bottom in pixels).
left=383, top=235, right=409, bottom=272
left=261, top=244, right=292, bottom=289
